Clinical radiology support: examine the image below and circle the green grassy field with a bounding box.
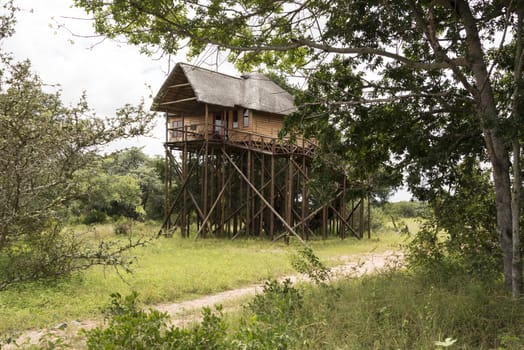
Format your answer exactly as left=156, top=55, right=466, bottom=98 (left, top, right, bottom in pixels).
left=0, top=221, right=411, bottom=335
left=75, top=214, right=524, bottom=350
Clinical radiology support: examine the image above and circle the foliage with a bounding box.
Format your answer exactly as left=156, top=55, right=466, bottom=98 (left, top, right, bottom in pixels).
left=382, top=201, right=426, bottom=219
left=101, top=148, right=165, bottom=220
left=85, top=292, right=227, bottom=350
left=247, top=279, right=304, bottom=324
left=70, top=148, right=164, bottom=223
left=291, top=245, right=330, bottom=285
left=407, top=161, right=500, bottom=278
left=85, top=280, right=307, bottom=350
left=0, top=6, right=155, bottom=289
left=234, top=279, right=309, bottom=349
left=75, top=170, right=144, bottom=223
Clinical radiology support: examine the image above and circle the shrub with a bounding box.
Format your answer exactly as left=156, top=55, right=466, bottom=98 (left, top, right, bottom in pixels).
left=234, top=279, right=310, bottom=349
left=383, top=201, right=425, bottom=218
left=85, top=292, right=172, bottom=349
left=406, top=162, right=500, bottom=278
left=85, top=292, right=228, bottom=350
left=291, top=245, right=331, bottom=285
left=85, top=280, right=310, bottom=350
left=82, top=209, right=108, bottom=225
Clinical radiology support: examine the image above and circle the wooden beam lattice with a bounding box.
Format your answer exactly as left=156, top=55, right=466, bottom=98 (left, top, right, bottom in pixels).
left=162, top=124, right=369, bottom=241
left=159, top=144, right=212, bottom=236
left=221, top=148, right=304, bottom=243
left=194, top=171, right=234, bottom=239
left=290, top=157, right=361, bottom=239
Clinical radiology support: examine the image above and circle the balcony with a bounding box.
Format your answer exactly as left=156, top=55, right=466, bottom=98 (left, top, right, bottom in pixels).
left=166, top=123, right=315, bottom=156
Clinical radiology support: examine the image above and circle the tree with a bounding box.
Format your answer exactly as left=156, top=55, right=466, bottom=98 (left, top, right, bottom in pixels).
left=74, top=0, right=524, bottom=294
left=72, top=148, right=165, bottom=223
left=103, top=148, right=165, bottom=220
left=0, top=4, right=155, bottom=289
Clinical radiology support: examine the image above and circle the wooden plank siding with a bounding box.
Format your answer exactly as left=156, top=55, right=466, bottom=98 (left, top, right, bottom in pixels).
left=167, top=108, right=285, bottom=143
left=251, top=111, right=284, bottom=138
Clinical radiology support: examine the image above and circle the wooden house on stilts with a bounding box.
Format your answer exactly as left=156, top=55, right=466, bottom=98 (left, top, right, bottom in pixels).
left=152, top=62, right=369, bottom=240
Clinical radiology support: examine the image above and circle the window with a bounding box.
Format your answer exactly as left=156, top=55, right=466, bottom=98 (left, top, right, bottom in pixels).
left=172, top=120, right=183, bottom=138
left=243, top=109, right=249, bottom=128
left=232, top=110, right=238, bottom=128
left=214, top=112, right=223, bottom=137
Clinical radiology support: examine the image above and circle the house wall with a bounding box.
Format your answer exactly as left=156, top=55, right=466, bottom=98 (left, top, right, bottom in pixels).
left=167, top=114, right=211, bottom=142
left=252, top=111, right=284, bottom=138
left=166, top=107, right=285, bottom=143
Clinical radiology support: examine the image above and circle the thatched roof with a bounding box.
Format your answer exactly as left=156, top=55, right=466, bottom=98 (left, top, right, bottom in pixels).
left=152, top=63, right=295, bottom=115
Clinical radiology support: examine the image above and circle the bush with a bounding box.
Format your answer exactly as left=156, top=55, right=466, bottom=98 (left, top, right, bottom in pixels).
left=84, top=279, right=311, bottom=350
left=291, top=245, right=330, bottom=285
left=82, top=209, right=108, bottom=225
left=370, top=205, right=387, bottom=231
left=234, top=278, right=312, bottom=349
left=383, top=201, right=426, bottom=218
left=406, top=162, right=500, bottom=278
left=85, top=292, right=227, bottom=350
left=247, top=279, right=304, bottom=323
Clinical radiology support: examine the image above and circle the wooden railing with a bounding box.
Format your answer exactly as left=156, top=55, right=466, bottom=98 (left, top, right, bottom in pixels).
left=167, top=123, right=316, bottom=156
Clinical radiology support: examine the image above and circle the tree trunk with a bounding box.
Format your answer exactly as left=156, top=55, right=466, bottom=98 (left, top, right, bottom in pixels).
left=511, top=3, right=524, bottom=297
left=512, top=140, right=522, bottom=296
left=492, top=151, right=514, bottom=291
left=455, top=0, right=515, bottom=290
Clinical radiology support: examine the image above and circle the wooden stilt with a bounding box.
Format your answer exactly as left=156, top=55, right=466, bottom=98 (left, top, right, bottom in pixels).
left=359, top=196, right=365, bottom=239
left=367, top=194, right=371, bottom=239
left=340, top=177, right=346, bottom=239
left=301, top=155, right=308, bottom=240
left=220, top=146, right=226, bottom=236
left=181, top=137, right=188, bottom=237
left=163, top=113, right=171, bottom=234
left=164, top=145, right=171, bottom=234
left=222, top=149, right=303, bottom=242
left=250, top=148, right=255, bottom=236
left=246, top=148, right=252, bottom=236
left=285, top=158, right=294, bottom=244
left=322, top=205, right=328, bottom=240
left=351, top=199, right=355, bottom=232
left=259, top=154, right=265, bottom=236
left=269, top=155, right=275, bottom=240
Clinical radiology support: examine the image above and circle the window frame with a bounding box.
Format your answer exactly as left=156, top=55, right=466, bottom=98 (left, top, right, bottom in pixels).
left=172, top=119, right=183, bottom=138
left=232, top=110, right=238, bottom=129
left=243, top=109, right=249, bottom=128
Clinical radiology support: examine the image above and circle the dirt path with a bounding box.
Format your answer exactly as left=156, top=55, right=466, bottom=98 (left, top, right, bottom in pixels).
left=8, top=250, right=403, bottom=348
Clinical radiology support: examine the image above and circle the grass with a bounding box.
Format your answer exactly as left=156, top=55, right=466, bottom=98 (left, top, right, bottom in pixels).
left=290, top=269, right=524, bottom=349
left=11, top=215, right=518, bottom=349
left=0, top=221, right=407, bottom=335
left=77, top=261, right=524, bottom=349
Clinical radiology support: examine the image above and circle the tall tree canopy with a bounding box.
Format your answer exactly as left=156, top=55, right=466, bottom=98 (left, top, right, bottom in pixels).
left=74, top=0, right=524, bottom=294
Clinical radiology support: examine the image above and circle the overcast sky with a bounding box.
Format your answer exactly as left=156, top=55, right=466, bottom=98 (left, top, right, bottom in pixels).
left=3, top=0, right=185, bottom=156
